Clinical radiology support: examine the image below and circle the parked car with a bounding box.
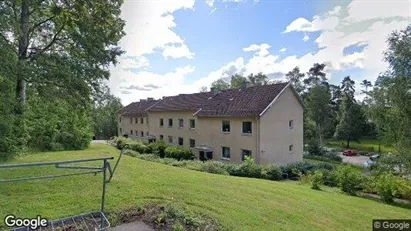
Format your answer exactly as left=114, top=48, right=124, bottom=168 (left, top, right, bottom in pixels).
left=343, top=149, right=357, bottom=156
left=369, top=154, right=380, bottom=161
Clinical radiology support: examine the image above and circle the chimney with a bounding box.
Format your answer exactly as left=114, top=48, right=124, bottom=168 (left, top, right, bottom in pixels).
left=210, top=87, right=218, bottom=96
left=140, top=99, right=146, bottom=102
left=147, top=97, right=154, bottom=101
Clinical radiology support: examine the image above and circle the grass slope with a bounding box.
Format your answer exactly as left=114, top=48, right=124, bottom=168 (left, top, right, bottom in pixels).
left=1, top=144, right=410, bottom=230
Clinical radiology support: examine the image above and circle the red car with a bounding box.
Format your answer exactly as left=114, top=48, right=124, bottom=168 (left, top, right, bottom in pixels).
left=343, top=149, right=357, bottom=156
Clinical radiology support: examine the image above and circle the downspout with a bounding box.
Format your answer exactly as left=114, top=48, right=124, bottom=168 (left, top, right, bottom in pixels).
left=256, top=116, right=260, bottom=164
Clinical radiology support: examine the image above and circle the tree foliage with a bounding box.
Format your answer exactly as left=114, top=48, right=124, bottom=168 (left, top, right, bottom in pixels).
left=0, top=0, right=125, bottom=156
left=334, top=94, right=366, bottom=148
left=91, top=85, right=123, bottom=139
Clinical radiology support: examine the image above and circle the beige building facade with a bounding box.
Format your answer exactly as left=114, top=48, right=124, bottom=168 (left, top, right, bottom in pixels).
left=117, top=83, right=303, bottom=165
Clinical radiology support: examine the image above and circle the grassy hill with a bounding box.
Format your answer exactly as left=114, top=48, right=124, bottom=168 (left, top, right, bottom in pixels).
left=1, top=143, right=410, bottom=230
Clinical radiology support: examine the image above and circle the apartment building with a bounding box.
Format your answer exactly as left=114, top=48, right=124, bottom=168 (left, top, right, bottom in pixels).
left=116, top=98, right=158, bottom=142
left=117, top=82, right=303, bottom=165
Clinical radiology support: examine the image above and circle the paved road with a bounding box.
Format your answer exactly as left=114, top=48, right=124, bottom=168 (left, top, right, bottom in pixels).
left=109, top=221, right=154, bottom=231
left=339, top=153, right=370, bottom=166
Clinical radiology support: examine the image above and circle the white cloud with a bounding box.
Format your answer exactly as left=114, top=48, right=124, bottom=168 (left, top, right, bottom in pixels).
left=346, top=0, right=411, bottom=22
left=206, top=0, right=215, bottom=7
left=110, top=65, right=196, bottom=105
left=209, top=7, right=217, bottom=15
left=243, top=43, right=271, bottom=56
left=283, top=6, right=341, bottom=33
left=119, top=56, right=150, bottom=69
left=303, top=34, right=310, bottom=42
left=272, top=1, right=411, bottom=84
left=279, top=47, right=287, bottom=53
left=162, top=43, right=195, bottom=59
left=119, top=0, right=195, bottom=58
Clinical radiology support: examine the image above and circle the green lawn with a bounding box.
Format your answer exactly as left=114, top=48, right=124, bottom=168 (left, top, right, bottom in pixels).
left=325, top=139, right=395, bottom=153
left=1, top=144, right=410, bottom=230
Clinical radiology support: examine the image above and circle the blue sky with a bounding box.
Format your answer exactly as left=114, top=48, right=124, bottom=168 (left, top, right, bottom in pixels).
left=109, top=0, right=411, bottom=105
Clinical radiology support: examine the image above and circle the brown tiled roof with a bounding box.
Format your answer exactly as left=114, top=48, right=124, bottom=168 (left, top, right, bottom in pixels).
left=195, top=82, right=289, bottom=117
left=117, top=99, right=159, bottom=117
left=147, top=92, right=213, bottom=112
left=144, top=82, right=290, bottom=117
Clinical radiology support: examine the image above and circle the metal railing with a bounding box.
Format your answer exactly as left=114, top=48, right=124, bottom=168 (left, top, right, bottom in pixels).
left=0, top=148, right=125, bottom=230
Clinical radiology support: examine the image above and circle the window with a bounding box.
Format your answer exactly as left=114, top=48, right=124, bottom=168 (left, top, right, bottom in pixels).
left=135, top=118, right=138, bottom=123
left=135, top=130, right=138, bottom=136
left=159, top=135, right=164, bottom=140
left=289, top=120, right=293, bottom=129
left=119, top=117, right=122, bottom=122
left=141, top=131, right=144, bottom=137
left=168, top=136, right=173, bottom=144
left=242, top=149, right=252, bottom=161
left=168, top=118, right=173, bottom=127
left=189, top=119, right=195, bottom=129
left=222, top=147, right=230, bottom=159
left=130, top=118, right=133, bottom=124
left=119, top=128, right=122, bottom=133
left=146, top=132, right=149, bottom=136
left=178, top=137, right=183, bottom=146
left=289, top=144, right=293, bottom=153
left=140, top=118, right=144, bottom=124
left=130, top=130, right=133, bottom=135
left=222, top=121, right=230, bottom=132
left=242, top=121, right=252, bottom=134
left=189, top=139, right=195, bottom=148
left=160, top=118, right=164, bottom=126
left=178, top=119, right=184, bottom=128
left=146, top=118, right=149, bottom=124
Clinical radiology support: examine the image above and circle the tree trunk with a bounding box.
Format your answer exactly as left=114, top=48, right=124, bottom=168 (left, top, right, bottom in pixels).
left=346, top=139, right=350, bottom=148
left=16, top=0, right=29, bottom=115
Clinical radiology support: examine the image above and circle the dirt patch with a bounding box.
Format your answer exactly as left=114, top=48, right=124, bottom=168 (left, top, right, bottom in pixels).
left=110, top=204, right=221, bottom=231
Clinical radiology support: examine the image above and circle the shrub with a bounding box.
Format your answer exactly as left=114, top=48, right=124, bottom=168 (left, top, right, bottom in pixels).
left=264, top=165, right=283, bottom=181
left=374, top=172, right=401, bottom=203
left=307, top=139, right=325, bottom=156
left=129, top=142, right=147, bottom=154
left=148, top=141, right=168, bottom=157
left=137, top=154, right=161, bottom=162
left=311, top=171, right=323, bottom=190
left=281, top=162, right=316, bottom=179
left=200, top=161, right=229, bottom=175
left=305, top=154, right=342, bottom=163
left=123, top=149, right=140, bottom=157
left=335, top=165, right=364, bottom=195
left=233, top=156, right=262, bottom=178
left=321, top=169, right=338, bottom=187
left=164, top=146, right=194, bottom=160
left=397, top=179, right=411, bottom=201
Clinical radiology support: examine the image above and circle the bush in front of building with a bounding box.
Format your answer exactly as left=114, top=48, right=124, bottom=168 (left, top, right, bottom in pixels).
left=165, top=146, right=195, bottom=160
left=148, top=141, right=169, bottom=158
left=263, top=165, right=283, bottom=181
left=200, top=161, right=229, bottom=175
left=230, top=156, right=263, bottom=179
